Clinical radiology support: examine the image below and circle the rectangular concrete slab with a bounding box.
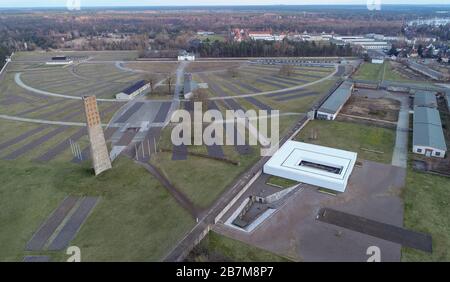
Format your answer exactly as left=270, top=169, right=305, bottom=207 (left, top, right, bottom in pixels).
left=0, top=126, right=47, bottom=151
left=232, top=80, right=261, bottom=93
left=34, top=128, right=87, bottom=162
left=25, top=196, right=79, bottom=251
left=244, top=97, right=273, bottom=111
left=274, top=91, right=318, bottom=102
left=115, top=102, right=144, bottom=123
left=153, top=102, right=171, bottom=123
left=317, top=208, right=432, bottom=253
left=48, top=197, right=99, bottom=251
left=4, top=126, right=69, bottom=160
left=265, top=76, right=298, bottom=86
left=23, top=256, right=51, bottom=262
left=255, top=78, right=287, bottom=89
left=274, top=75, right=308, bottom=84
left=266, top=88, right=307, bottom=98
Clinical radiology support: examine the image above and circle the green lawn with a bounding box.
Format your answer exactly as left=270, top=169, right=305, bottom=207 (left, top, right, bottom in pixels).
left=0, top=157, right=194, bottom=262
left=295, top=120, right=396, bottom=164
left=352, top=62, right=384, bottom=82
left=150, top=150, right=260, bottom=209
left=186, top=231, right=290, bottom=262
left=402, top=169, right=450, bottom=261
left=266, top=176, right=299, bottom=189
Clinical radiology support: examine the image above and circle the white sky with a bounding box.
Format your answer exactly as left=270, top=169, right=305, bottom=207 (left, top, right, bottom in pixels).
left=0, top=0, right=447, bottom=8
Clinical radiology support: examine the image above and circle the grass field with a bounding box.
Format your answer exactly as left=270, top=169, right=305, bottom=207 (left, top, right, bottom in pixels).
left=151, top=113, right=300, bottom=209
left=402, top=169, right=450, bottom=261
left=266, top=176, right=299, bottom=189
left=352, top=62, right=384, bottom=81
left=14, top=51, right=139, bottom=62
left=0, top=157, right=194, bottom=262
left=295, top=120, right=396, bottom=164
left=123, top=62, right=179, bottom=74
left=186, top=231, right=290, bottom=262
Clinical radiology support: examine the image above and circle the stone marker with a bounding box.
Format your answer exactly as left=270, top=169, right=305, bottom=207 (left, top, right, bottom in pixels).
left=83, top=96, right=112, bottom=176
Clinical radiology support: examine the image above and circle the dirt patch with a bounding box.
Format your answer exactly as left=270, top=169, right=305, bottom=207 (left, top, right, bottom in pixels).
left=341, top=96, right=400, bottom=122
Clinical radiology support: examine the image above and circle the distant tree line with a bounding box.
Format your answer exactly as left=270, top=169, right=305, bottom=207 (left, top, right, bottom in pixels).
left=0, top=45, right=11, bottom=69
left=188, top=40, right=353, bottom=58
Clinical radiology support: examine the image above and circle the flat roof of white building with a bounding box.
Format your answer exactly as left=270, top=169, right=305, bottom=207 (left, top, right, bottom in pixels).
left=263, top=141, right=357, bottom=192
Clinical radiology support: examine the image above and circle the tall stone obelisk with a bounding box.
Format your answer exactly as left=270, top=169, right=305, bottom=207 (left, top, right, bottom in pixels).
left=82, top=96, right=112, bottom=176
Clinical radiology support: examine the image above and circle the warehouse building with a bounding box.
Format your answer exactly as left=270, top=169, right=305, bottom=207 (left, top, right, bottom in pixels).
left=414, top=91, right=437, bottom=108
left=413, top=106, right=447, bottom=158
left=115, top=80, right=150, bottom=100
left=264, top=141, right=358, bottom=192
left=316, top=81, right=354, bottom=120
left=407, top=61, right=445, bottom=81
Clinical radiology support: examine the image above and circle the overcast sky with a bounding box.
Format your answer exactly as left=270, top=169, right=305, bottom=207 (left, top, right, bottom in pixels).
left=0, top=0, right=447, bottom=8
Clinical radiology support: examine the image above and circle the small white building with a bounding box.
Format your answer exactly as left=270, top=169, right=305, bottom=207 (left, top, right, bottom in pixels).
left=264, top=141, right=357, bottom=193
left=178, top=51, right=195, bottom=61
left=372, top=58, right=385, bottom=64
left=116, top=80, right=150, bottom=100
left=46, top=56, right=73, bottom=65
left=413, top=106, right=447, bottom=158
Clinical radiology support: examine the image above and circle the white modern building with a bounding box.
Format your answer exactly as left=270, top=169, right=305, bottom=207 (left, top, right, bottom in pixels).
left=332, top=35, right=390, bottom=50
left=264, top=141, right=357, bottom=192
left=178, top=51, right=195, bottom=61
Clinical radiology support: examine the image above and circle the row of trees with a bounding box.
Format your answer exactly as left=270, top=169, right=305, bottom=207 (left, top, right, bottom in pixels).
left=189, top=40, right=353, bottom=58
left=0, top=46, right=10, bottom=69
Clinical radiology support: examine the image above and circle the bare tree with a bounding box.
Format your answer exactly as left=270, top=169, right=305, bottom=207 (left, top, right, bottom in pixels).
left=166, top=75, right=175, bottom=95
left=227, top=67, right=239, bottom=78
left=279, top=64, right=295, bottom=77
left=147, top=74, right=158, bottom=93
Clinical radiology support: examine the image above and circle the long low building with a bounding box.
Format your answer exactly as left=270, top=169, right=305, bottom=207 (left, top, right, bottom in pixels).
left=413, top=106, right=447, bottom=158
left=414, top=91, right=437, bottom=108
left=408, top=61, right=445, bottom=81
left=316, top=81, right=354, bottom=120
left=116, top=80, right=150, bottom=100
left=45, top=56, right=73, bottom=65
left=264, top=141, right=358, bottom=192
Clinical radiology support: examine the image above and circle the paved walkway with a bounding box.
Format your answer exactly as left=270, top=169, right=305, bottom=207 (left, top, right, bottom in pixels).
left=163, top=115, right=309, bottom=261
left=392, top=99, right=409, bottom=168
left=207, top=64, right=339, bottom=101
left=136, top=161, right=200, bottom=218
left=15, top=73, right=124, bottom=102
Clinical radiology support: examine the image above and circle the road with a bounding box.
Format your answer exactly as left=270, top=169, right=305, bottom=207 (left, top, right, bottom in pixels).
left=14, top=73, right=123, bottom=102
